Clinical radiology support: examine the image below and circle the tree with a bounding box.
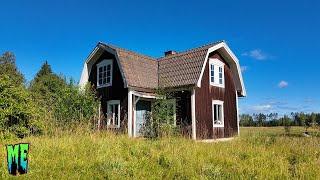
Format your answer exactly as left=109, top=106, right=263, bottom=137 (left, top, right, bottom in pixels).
left=29, top=61, right=66, bottom=110
left=0, top=75, right=43, bottom=138
left=0, top=52, right=24, bottom=85
left=254, top=113, right=267, bottom=127
left=34, top=61, right=53, bottom=80
left=280, top=115, right=292, bottom=134
left=240, top=114, right=254, bottom=126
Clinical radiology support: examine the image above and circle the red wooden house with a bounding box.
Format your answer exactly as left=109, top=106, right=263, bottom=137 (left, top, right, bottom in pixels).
left=79, top=41, right=246, bottom=140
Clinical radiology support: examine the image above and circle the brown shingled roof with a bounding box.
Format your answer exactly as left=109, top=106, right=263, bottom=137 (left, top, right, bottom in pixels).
left=97, top=40, right=224, bottom=89
left=158, top=41, right=223, bottom=88
left=99, top=43, right=158, bottom=89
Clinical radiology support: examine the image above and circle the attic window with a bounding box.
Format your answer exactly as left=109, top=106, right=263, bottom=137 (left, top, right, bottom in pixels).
left=209, top=58, right=224, bottom=88
left=97, top=59, right=112, bottom=88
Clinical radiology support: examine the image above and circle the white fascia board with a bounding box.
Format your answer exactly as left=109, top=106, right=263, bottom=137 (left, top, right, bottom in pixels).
left=80, top=43, right=128, bottom=89
left=196, top=42, right=246, bottom=97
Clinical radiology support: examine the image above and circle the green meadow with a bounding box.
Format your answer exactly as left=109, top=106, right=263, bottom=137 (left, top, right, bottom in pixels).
left=1, top=127, right=320, bottom=179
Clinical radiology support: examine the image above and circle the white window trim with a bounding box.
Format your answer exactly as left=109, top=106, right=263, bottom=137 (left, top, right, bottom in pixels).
left=166, top=99, right=177, bottom=126
left=209, top=58, right=225, bottom=88
left=212, top=100, right=224, bottom=128
left=96, top=59, right=113, bottom=88
left=107, top=100, right=120, bottom=128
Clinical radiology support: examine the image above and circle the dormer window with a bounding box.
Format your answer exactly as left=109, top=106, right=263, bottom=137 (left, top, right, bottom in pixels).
left=209, top=58, right=224, bottom=88
left=97, top=59, right=112, bottom=88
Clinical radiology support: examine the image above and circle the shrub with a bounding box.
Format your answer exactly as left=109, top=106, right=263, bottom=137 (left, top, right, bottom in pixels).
left=0, top=75, right=44, bottom=138
left=141, top=89, right=178, bottom=138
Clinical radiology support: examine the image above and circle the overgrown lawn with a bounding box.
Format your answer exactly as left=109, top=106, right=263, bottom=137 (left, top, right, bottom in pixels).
left=1, top=127, right=320, bottom=179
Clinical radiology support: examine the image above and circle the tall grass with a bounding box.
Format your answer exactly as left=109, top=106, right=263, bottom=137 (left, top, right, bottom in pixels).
left=0, top=127, right=319, bottom=179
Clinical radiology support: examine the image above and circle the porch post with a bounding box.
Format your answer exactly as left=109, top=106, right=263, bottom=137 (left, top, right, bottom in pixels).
left=191, top=88, right=197, bottom=140
left=128, top=90, right=133, bottom=137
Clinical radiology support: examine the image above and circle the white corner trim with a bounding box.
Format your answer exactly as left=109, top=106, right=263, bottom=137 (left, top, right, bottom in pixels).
left=191, top=88, right=196, bottom=140
left=128, top=90, right=133, bottom=137
left=212, top=100, right=224, bottom=128
left=236, top=91, right=240, bottom=136
left=196, top=42, right=246, bottom=97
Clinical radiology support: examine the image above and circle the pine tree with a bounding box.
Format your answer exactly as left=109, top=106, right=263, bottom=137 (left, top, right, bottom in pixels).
left=29, top=61, right=66, bottom=110
left=34, top=61, right=52, bottom=81
left=0, top=51, right=24, bottom=85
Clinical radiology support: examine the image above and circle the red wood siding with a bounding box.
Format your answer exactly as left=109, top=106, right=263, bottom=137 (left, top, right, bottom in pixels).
left=89, top=51, right=128, bottom=132
left=195, top=52, right=238, bottom=139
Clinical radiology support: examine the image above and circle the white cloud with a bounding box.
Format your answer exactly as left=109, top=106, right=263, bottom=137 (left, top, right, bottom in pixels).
left=252, top=104, right=272, bottom=112
left=240, top=66, right=248, bottom=73
left=242, top=49, right=268, bottom=60
left=278, top=81, right=289, bottom=88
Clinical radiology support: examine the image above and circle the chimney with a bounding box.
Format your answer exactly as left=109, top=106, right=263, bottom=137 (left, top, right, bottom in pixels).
left=164, top=50, right=177, bottom=57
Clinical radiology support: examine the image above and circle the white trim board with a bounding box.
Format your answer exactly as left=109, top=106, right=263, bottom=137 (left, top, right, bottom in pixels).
left=79, top=43, right=127, bottom=88
left=191, top=88, right=196, bottom=140
left=128, top=90, right=133, bottom=137
left=196, top=42, right=246, bottom=97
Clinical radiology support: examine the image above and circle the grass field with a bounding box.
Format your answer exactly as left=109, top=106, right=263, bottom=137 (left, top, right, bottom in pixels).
left=1, top=127, right=320, bottom=179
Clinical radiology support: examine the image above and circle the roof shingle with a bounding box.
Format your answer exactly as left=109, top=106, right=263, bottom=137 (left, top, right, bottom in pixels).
left=99, top=40, right=224, bottom=89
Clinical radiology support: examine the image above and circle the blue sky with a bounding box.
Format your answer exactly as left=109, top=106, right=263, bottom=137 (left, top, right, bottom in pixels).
left=0, top=0, right=319, bottom=115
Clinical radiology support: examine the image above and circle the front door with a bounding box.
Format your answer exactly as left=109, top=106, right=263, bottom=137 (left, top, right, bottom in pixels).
left=135, top=100, right=151, bottom=136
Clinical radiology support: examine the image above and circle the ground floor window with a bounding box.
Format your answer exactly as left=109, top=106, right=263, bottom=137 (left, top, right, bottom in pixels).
left=165, top=99, right=176, bottom=126
left=212, top=100, right=224, bottom=127
left=107, top=100, right=120, bottom=128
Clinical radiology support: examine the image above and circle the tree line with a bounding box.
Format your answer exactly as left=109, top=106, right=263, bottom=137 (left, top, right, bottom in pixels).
left=240, top=113, right=320, bottom=127
left=0, top=51, right=99, bottom=138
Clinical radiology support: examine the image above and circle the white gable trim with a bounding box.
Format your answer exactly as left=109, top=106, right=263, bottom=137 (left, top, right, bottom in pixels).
left=79, top=43, right=128, bottom=88
left=196, top=42, right=246, bottom=97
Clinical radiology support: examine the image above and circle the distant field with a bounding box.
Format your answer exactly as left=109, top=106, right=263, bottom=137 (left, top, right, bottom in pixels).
left=1, top=127, right=320, bottom=179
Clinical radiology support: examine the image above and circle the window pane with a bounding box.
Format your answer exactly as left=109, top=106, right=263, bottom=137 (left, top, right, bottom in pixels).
left=107, top=65, right=111, bottom=70
left=99, top=67, right=103, bottom=73
left=99, top=79, right=102, bottom=85
left=219, top=78, right=223, bottom=84
left=103, top=78, right=106, bottom=84
left=214, top=105, right=217, bottom=121
left=107, top=77, right=110, bottom=83
left=107, top=70, right=111, bottom=76
left=103, top=66, right=106, bottom=71
left=115, top=105, right=119, bottom=126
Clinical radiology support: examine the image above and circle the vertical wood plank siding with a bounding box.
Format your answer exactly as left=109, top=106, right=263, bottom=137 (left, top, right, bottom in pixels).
left=89, top=51, right=128, bottom=132
left=195, top=52, right=238, bottom=139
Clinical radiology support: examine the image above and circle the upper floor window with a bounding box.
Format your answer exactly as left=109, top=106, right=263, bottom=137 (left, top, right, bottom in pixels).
left=209, top=58, right=224, bottom=88
left=97, top=59, right=112, bottom=88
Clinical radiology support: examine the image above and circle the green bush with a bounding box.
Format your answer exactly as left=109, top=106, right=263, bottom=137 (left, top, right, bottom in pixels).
left=141, top=89, right=178, bottom=138
left=0, top=75, right=44, bottom=138
left=53, top=82, right=99, bottom=129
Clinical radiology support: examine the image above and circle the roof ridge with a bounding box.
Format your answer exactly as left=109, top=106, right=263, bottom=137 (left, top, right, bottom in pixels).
left=98, top=42, right=157, bottom=61
left=157, top=40, right=225, bottom=61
